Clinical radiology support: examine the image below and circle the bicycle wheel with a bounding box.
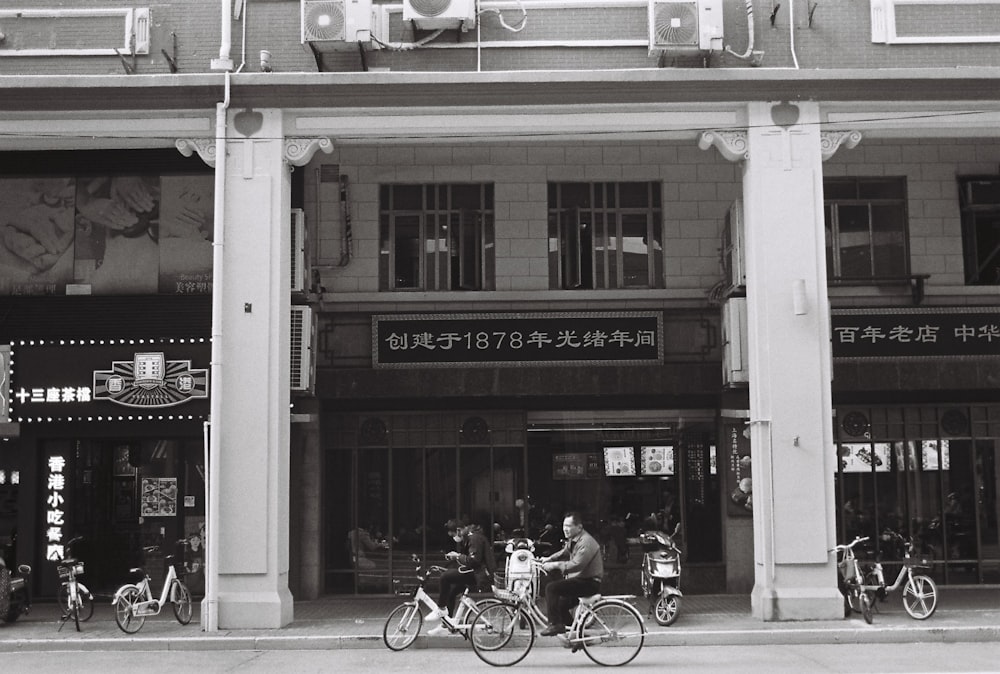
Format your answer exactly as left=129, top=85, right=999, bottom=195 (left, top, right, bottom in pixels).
left=902, top=574, right=938, bottom=620
left=860, top=591, right=873, bottom=625
left=470, top=602, right=534, bottom=667
left=114, top=586, right=146, bottom=634
left=61, top=583, right=95, bottom=623
left=653, top=594, right=680, bottom=627
left=172, top=580, right=193, bottom=625
left=77, top=586, right=94, bottom=622
left=70, top=586, right=81, bottom=632
left=383, top=603, right=422, bottom=651
left=580, top=600, right=645, bottom=667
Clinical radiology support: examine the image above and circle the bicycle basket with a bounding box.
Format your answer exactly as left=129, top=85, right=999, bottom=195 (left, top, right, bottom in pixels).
left=57, top=565, right=72, bottom=580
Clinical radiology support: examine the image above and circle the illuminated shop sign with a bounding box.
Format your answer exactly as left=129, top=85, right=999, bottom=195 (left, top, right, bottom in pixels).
left=832, top=308, right=1000, bottom=359
left=373, top=312, right=663, bottom=368
left=45, top=452, right=68, bottom=561
left=10, top=339, right=210, bottom=422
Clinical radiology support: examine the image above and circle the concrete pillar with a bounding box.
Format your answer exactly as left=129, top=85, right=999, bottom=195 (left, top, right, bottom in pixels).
left=179, top=111, right=330, bottom=628
left=742, top=101, right=842, bottom=620
left=700, top=103, right=862, bottom=619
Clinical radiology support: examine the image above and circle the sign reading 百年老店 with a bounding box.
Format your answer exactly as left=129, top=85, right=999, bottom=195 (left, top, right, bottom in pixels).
left=831, top=308, right=1000, bottom=359
left=373, top=312, right=663, bottom=368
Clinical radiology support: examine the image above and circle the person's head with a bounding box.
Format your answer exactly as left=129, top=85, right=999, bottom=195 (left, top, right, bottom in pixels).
left=562, top=511, right=584, bottom=539
left=445, top=518, right=467, bottom=542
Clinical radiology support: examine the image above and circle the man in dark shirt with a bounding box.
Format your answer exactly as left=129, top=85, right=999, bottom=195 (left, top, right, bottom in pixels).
left=539, top=511, right=603, bottom=636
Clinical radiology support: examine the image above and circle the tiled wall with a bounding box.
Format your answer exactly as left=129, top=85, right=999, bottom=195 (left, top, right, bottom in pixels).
left=307, top=137, right=1000, bottom=297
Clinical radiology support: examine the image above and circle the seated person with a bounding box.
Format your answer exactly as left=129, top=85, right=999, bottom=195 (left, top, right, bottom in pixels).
left=539, top=512, right=604, bottom=636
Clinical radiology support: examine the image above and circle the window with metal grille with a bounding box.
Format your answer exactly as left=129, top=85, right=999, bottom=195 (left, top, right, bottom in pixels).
left=547, top=182, right=664, bottom=290
left=824, top=177, right=909, bottom=280
left=958, top=176, right=1000, bottom=286
left=378, top=184, right=495, bottom=291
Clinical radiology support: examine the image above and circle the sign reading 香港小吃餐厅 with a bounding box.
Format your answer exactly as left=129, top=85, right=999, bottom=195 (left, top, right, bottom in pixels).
left=373, top=312, right=663, bottom=368
left=831, top=308, right=1000, bottom=359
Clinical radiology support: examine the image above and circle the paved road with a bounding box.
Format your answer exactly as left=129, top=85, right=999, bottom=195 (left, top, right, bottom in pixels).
left=3, top=642, right=1000, bottom=674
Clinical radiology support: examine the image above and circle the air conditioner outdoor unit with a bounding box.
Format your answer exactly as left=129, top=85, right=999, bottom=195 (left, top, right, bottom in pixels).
left=722, top=297, right=749, bottom=386
left=403, top=0, right=476, bottom=31
left=290, top=208, right=307, bottom=293
left=290, top=305, right=314, bottom=392
left=302, top=0, right=373, bottom=46
left=648, top=0, right=723, bottom=53
left=720, top=199, right=746, bottom=291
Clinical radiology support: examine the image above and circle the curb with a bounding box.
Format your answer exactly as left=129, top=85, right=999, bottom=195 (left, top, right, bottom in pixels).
left=2, top=624, right=999, bottom=652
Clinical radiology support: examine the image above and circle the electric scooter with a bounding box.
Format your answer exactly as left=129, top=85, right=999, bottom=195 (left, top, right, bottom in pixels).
left=640, top=523, right=683, bottom=626
left=0, top=528, right=32, bottom=623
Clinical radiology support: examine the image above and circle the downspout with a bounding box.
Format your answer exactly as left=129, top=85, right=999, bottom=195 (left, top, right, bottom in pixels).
left=204, top=0, right=233, bottom=633
left=205, top=70, right=230, bottom=634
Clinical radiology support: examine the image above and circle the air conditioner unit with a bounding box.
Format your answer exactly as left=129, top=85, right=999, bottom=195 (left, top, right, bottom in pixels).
left=648, top=0, right=723, bottom=53
left=722, top=297, right=749, bottom=386
left=290, top=208, right=307, bottom=293
left=720, top=199, right=746, bottom=290
left=403, top=0, right=476, bottom=31
left=302, top=0, right=373, bottom=46
left=290, top=305, right=314, bottom=392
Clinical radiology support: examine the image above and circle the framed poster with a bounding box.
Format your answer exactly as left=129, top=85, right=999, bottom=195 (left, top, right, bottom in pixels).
left=140, top=477, right=178, bottom=517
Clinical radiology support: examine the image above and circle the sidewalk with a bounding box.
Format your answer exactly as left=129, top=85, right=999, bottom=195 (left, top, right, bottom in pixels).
left=1, top=588, right=998, bottom=652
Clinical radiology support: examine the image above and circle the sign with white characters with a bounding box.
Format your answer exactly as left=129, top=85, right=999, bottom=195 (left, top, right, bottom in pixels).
left=373, top=312, right=663, bottom=368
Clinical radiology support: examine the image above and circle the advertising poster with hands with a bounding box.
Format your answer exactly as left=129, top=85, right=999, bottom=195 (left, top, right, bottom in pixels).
left=0, top=173, right=212, bottom=295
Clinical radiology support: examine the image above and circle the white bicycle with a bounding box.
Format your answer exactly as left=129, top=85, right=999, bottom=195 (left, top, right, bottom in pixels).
left=383, top=554, right=500, bottom=650
left=55, top=536, right=93, bottom=632
left=112, top=542, right=193, bottom=633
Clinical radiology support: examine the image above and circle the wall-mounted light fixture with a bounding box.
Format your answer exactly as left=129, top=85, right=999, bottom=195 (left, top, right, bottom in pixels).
left=792, top=278, right=808, bottom=315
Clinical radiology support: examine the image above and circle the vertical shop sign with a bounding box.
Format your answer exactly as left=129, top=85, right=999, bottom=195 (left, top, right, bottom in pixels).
left=45, top=452, right=68, bottom=560
left=725, top=423, right=752, bottom=516
left=0, top=345, right=9, bottom=423
left=685, top=443, right=706, bottom=506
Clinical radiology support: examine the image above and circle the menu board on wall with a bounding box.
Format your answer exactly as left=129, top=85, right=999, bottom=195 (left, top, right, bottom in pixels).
left=603, top=446, right=636, bottom=477
left=639, top=446, right=674, bottom=476
left=553, top=453, right=602, bottom=480
left=140, top=477, right=177, bottom=517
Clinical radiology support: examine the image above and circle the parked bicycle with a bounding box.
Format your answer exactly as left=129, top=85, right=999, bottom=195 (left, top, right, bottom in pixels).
left=112, top=541, right=193, bottom=633
left=382, top=554, right=500, bottom=650
left=831, top=536, right=874, bottom=624
left=864, top=528, right=938, bottom=620
left=470, top=560, right=645, bottom=667
left=55, top=536, right=93, bottom=632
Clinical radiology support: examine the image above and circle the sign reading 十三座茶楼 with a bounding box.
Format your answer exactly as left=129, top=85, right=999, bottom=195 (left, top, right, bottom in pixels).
left=373, top=312, right=663, bottom=368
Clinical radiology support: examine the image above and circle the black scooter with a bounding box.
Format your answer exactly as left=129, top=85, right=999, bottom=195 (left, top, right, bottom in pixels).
left=0, top=528, right=32, bottom=623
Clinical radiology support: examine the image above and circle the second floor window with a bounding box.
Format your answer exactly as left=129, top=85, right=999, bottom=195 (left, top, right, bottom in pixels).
left=379, top=184, right=494, bottom=291
left=824, top=177, right=909, bottom=280
left=547, top=182, right=664, bottom=290
left=958, top=176, right=1000, bottom=285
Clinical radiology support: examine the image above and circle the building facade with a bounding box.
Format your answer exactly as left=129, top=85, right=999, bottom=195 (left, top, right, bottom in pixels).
left=1, top=0, right=999, bottom=626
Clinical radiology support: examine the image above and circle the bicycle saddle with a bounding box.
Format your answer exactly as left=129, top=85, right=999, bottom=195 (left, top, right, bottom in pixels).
left=579, top=594, right=602, bottom=605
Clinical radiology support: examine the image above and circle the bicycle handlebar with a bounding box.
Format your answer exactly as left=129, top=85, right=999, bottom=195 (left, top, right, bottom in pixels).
left=828, top=536, right=869, bottom=553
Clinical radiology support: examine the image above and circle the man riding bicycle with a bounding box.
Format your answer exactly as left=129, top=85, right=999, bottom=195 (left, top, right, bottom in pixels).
left=539, top=511, right=603, bottom=636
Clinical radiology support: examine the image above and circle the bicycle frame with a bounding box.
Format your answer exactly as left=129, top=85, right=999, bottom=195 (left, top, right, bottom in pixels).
left=131, top=562, right=181, bottom=616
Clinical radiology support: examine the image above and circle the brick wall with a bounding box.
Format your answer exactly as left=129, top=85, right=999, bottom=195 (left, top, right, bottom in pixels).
left=3, top=0, right=999, bottom=75
left=305, top=136, right=1000, bottom=296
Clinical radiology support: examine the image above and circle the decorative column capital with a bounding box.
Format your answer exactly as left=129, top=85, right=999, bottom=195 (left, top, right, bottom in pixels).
left=175, top=138, right=217, bottom=167
left=283, top=137, right=333, bottom=166
left=698, top=129, right=749, bottom=163
left=820, top=130, right=862, bottom=162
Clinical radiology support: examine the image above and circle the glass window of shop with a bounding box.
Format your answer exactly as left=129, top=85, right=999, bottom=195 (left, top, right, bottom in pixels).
left=34, top=437, right=205, bottom=598
left=324, top=412, right=526, bottom=595
left=834, top=406, right=1000, bottom=584
left=323, top=411, right=722, bottom=595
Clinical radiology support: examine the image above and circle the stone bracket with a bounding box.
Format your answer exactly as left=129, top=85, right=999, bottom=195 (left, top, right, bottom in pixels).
left=284, top=137, right=333, bottom=166
left=175, top=138, right=217, bottom=167
left=699, top=129, right=862, bottom=163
